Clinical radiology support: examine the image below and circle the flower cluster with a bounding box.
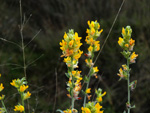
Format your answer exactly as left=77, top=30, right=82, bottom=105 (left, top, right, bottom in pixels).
left=81, top=102, right=103, bottom=113
left=60, top=29, right=83, bottom=111
left=117, top=26, right=138, bottom=112
left=10, top=77, right=31, bottom=112
left=95, top=88, right=106, bottom=103
left=85, top=20, right=103, bottom=58
left=14, top=105, right=24, bottom=112
left=85, top=20, right=103, bottom=78
left=117, top=26, right=138, bottom=79
left=84, top=20, right=104, bottom=106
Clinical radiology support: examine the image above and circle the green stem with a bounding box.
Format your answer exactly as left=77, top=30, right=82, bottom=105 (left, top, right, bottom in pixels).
left=21, top=93, right=25, bottom=113
left=70, top=57, right=75, bottom=113
left=83, top=75, right=91, bottom=107
left=1, top=100, right=8, bottom=113
left=127, top=59, right=130, bottom=113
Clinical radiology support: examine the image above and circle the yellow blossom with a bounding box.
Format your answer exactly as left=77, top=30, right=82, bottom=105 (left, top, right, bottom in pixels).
left=118, top=37, right=124, bottom=46
left=19, top=85, right=29, bottom=92
left=0, top=95, right=5, bottom=100
left=81, top=107, right=91, bottom=113
left=23, top=91, right=31, bottom=100
left=130, top=52, right=138, bottom=63
left=14, top=105, right=24, bottom=112
left=0, top=83, right=4, bottom=92
left=125, top=44, right=129, bottom=48
left=117, top=68, right=124, bottom=78
left=93, top=67, right=99, bottom=73
left=64, top=57, right=71, bottom=63
left=95, top=103, right=103, bottom=113
left=64, top=32, right=67, bottom=39
left=86, top=88, right=91, bottom=94
left=122, top=27, right=125, bottom=35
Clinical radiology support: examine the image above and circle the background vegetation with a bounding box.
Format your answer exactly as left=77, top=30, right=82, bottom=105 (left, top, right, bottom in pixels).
left=0, top=0, right=150, bottom=113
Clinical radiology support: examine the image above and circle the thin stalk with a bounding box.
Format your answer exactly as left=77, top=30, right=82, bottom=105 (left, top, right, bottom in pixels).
left=19, top=1, right=30, bottom=112
left=1, top=100, right=8, bottom=113
left=71, top=57, right=75, bottom=113
left=21, top=93, right=25, bottom=113
left=83, top=55, right=93, bottom=107
left=83, top=75, right=91, bottom=107
left=127, top=59, right=130, bottom=113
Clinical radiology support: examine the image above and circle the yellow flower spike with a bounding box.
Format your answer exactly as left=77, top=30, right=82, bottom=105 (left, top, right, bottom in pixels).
left=122, top=27, right=125, bottom=35
left=81, top=107, right=91, bottom=113
left=14, top=105, right=24, bottom=112
left=64, top=32, right=67, bottom=39
left=0, top=83, right=4, bottom=92
left=19, top=85, right=29, bottom=92
left=86, top=88, right=91, bottom=94
left=23, top=91, right=31, bottom=100
left=130, top=52, right=138, bottom=63
left=0, top=95, right=5, bottom=100
left=93, top=67, right=99, bottom=73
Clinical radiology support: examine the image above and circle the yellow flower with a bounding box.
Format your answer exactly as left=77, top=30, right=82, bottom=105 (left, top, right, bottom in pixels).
left=10, top=79, right=19, bottom=88
left=23, top=91, right=31, bottom=100
left=95, top=103, right=103, bottom=113
left=122, top=27, right=125, bottom=35
left=93, top=67, right=99, bottom=73
left=0, top=95, right=5, bottom=100
left=86, top=88, right=91, bottom=94
left=122, top=64, right=127, bottom=70
left=14, top=105, right=24, bottom=112
left=117, top=68, right=124, bottom=78
left=129, top=38, right=135, bottom=46
left=125, top=44, right=129, bottom=48
left=118, top=37, right=124, bottom=46
left=130, top=52, right=138, bottom=63
left=0, top=83, right=4, bottom=92
left=88, top=46, right=93, bottom=52
left=0, top=74, right=1, bottom=77
left=81, top=107, right=91, bottom=113
left=64, top=57, right=71, bottom=63
left=74, top=50, right=83, bottom=60
left=19, top=85, right=29, bottom=92
left=69, top=40, right=74, bottom=47
left=64, top=32, right=67, bottom=39
left=96, top=91, right=106, bottom=102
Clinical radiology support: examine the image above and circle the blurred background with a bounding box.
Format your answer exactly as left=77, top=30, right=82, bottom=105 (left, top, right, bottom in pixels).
left=0, top=0, right=150, bottom=113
